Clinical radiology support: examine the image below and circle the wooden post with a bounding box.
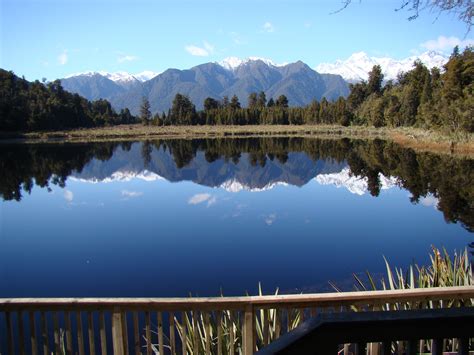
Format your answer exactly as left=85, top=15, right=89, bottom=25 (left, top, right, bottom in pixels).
left=243, top=305, right=254, bottom=355
left=99, top=312, right=107, bottom=355
left=112, top=308, right=125, bottom=355
left=29, top=311, right=38, bottom=355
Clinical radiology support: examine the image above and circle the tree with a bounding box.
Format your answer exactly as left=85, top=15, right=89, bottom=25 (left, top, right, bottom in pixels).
left=257, top=91, right=267, bottom=108
left=267, top=98, right=275, bottom=107
left=140, top=97, right=152, bottom=125
left=230, top=95, right=241, bottom=110
left=275, top=95, right=289, bottom=108
left=170, top=93, right=196, bottom=125
left=248, top=92, right=258, bottom=108
left=367, top=65, right=383, bottom=95
left=203, top=97, right=219, bottom=111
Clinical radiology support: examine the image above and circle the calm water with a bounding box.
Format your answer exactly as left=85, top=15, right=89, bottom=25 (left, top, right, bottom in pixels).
left=0, top=138, right=472, bottom=298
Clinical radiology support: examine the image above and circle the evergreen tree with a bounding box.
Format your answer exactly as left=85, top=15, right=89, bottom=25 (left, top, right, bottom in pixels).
left=140, top=97, right=152, bottom=125
left=275, top=95, right=289, bottom=108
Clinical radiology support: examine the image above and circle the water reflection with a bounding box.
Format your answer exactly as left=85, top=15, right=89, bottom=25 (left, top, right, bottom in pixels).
left=1, top=138, right=472, bottom=231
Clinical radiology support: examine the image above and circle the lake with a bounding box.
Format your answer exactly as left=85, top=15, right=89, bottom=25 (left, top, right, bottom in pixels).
left=0, top=137, right=472, bottom=298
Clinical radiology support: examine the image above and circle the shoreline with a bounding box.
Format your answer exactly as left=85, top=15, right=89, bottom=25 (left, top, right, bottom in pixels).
left=1, top=124, right=473, bottom=157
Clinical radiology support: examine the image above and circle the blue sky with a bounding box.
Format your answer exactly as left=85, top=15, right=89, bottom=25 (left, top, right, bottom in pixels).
left=1, top=0, right=472, bottom=81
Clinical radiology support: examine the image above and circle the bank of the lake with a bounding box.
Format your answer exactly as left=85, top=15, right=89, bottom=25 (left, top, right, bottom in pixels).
left=2, top=124, right=473, bottom=157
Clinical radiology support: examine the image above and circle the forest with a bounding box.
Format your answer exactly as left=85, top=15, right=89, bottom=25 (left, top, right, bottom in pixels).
left=0, top=71, right=136, bottom=131
left=0, top=47, right=472, bottom=133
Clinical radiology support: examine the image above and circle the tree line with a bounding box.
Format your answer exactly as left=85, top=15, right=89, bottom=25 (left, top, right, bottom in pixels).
left=1, top=46, right=472, bottom=132
left=140, top=46, right=472, bottom=133
left=2, top=138, right=472, bottom=233
left=0, top=70, right=137, bottom=131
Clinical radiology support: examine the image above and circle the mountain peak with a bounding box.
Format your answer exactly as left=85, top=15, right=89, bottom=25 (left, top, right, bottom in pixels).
left=217, top=57, right=287, bottom=70
left=64, top=70, right=159, bottom=83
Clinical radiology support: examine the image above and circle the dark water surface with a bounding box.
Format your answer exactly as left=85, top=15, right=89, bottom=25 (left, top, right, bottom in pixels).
left=0, top=137, right=472, bottom=297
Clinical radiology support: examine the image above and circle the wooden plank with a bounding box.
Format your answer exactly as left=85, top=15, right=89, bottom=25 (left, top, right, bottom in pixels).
left=204, top=312, right=210, bottom=355
left=121, top=312, right=128, bottom=353
left=133, top=312, right=140, bottom=355
left=40, top=311, right=49, bottom=355
left=6, top=312, right=14, bottom=355
left=181, top=311, right=187, bottom=355
left=169, top=312, right=176, bottom=355
left=88, top=312, right=96, bottom=355
left=99, top=312, right=107, bottom=355
left=65, top=311, right=73, bottom=354
left=77, top=311, right=85, bottom=355
left=243, top=305, right=254, bottom=355
left=111, top=309, right=125, bottom=355
left=18, top=311, right=25, bottom=355
left=216, top=311, right=222, bottom=355
left=145, top=311, right=152, bottom=355
left=157, top=311, right=164, bottom=355
left=29, top=311, right=38, bottom=355
left=53, top=312, right=60, bottom=355
left=263, top=309, right=269, bottom=346
left=1, top=286, right=472, bottom=311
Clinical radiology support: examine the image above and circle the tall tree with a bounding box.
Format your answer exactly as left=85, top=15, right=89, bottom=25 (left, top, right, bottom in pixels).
left=257, top=91, right=267, bottom=108
left=367, top=65, right=383, bottom=95
left=275, top=95, right=289, bottom=108
left=140, top=97, right=152, bottom=125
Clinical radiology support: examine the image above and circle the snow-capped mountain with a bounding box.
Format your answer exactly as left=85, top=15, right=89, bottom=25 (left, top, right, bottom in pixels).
left=218, top=57, right=288, bottom=71
left=219, top=179, right=289, bottom=193
left=315, top=168, right=398, bottom=195
left=316, top=51, right=448, bottom=82
left=65, top=70, right=159, bottom=84
left=70, top=170, right=164, bottom=183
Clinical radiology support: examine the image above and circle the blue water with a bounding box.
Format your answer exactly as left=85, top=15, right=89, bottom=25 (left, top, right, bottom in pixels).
left=0, top=139, right=472, bottom=298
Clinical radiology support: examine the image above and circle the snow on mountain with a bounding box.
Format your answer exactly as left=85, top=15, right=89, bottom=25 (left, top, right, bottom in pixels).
left=218, top=56, right=288, bottom=71
left=70, top=170, right=164, bottom=183
left=219, top=179, right=288, bottom=193
left=315, top=51, right=448, bottom=82
left=315, top=168, right=398, bottom=195
left=65, top=70, right=160, bottom=84
left=134, top=71, right=160, bottom=82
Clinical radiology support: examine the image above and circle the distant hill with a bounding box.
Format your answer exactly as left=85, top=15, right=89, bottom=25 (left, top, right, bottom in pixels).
left=61, top=59, right=350, bottom=115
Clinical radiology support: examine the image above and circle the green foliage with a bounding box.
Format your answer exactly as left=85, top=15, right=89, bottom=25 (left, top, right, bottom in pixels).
left=140, top=97, right=152, bottom=125
left=0, top=70, right=137, bottom=131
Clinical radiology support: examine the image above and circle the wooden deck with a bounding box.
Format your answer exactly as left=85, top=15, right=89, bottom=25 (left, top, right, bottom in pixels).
left=1, top=286, right=473, bottom=354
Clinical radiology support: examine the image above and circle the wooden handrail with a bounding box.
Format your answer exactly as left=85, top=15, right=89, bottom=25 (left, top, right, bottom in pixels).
left=0, top=286, right=473, bottom=311
left=1, top=287, right=473, bottom=355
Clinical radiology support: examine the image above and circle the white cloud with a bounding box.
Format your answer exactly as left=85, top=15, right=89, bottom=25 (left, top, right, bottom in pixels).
left=121, top=190, right=143, bottom=198
left=117, top=54, right=139, bottom=63
left=64, top=190, right=74, bottom=202
left=188, top=193, right=218, bottom=207
left=419, top=194, right=439, bottom=208
left=58, top=50, right=68, bottom=65
left=185, top=41, right=215, bottom=57
left=262, top=22, right=275, bottom=33
left=264, top=213, right=277, bottom=226
left=421, top=36, right=474, bottom=52
left=188, top=193, right=212, bottom=205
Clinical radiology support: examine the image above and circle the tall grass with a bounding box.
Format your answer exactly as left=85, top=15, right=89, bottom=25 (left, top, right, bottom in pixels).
left=148, top=247, right=472, bottom=354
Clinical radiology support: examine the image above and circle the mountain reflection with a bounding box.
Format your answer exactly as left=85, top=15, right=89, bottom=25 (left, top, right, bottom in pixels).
left=0, top=138, right=472, bottom=231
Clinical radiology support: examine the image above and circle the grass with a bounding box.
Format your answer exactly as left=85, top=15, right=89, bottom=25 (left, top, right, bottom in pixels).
left=147, top=247, right=473, bottom=354
left=2, top=124, right=473, bottom=157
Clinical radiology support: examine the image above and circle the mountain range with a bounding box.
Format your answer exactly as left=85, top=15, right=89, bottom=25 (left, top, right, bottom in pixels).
left=60, top=51, right=448, bottom=115
left=315, top=50, right=448, bottom=82
left=60, top=59, right=349, bottom=115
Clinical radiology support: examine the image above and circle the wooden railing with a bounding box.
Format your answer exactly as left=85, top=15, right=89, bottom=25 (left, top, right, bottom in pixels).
left=0, top=286, right=473, bottom=354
